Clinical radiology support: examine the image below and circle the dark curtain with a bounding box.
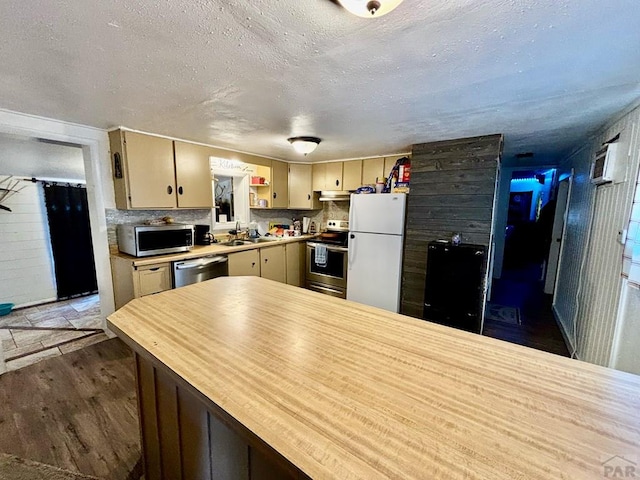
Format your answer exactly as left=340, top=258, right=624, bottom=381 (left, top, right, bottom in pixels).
left=43, top=183, right=98, bottom=299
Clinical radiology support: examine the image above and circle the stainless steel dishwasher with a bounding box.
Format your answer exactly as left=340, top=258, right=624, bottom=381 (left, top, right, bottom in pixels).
left=172, top=255, right=228, bottom=288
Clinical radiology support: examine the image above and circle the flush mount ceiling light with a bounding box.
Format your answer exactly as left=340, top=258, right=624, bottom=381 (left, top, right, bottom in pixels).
left=338, top=0, right=404, bottom=18
left=287, top=136, right=321, bottom=155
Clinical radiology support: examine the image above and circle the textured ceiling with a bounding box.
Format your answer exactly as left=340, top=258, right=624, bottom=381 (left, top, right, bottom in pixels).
left=0, top=0, right=639, bottom=165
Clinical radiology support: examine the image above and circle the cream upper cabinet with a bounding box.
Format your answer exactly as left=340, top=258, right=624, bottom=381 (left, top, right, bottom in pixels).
left=313, top=162, right=344, bottom=191
left=260, top=245, right=286, bottom=283
left=111, top=130, right=177, bottom=209
left=271, top=160, right=289, bottom=209
left=361, top=157, right=385, bottom=186
left=228, top=249, right=261, bottom=277
left=342, top=160, right=362, bottom=191
left=326, top=162, right=343, bottom=190
left=312, top=163, right=326, bottom=192
left=173, top=141, right=214, bottom=208
left=288, top=163, right=320, bottom=210
left=110, top=129, right=214, bottom=210
left=384, top=155, right=405, bottom=179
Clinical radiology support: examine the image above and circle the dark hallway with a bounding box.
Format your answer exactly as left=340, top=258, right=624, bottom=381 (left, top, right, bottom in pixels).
left=484, top=264, right=570, bottom=357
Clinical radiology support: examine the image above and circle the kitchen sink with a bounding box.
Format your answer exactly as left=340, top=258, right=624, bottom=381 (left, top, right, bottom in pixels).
left=243, top=237, right=277, bottom=243
left=219, top=240, right=249, bottom=246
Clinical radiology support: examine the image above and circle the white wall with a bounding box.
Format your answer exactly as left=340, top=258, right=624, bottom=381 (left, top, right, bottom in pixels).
left=554, top=102, right=640, bottom=368
left=0, top=181, right=57, bottom=306
left=0, top=133, right=85, bottom=181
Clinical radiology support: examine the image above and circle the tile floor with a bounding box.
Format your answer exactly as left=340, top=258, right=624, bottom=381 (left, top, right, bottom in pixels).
left=0, top=294, right=108, bottom=372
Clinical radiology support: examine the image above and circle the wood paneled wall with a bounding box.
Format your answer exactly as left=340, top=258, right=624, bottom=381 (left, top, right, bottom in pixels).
left=135, top=352, right=309, bottom=480
left=401, top=134, right=503, bottom=318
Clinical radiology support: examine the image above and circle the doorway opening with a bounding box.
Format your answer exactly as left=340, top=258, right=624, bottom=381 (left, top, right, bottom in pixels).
left=485, top=168, right=571, bottom=356
left=0, top=133, right=106, bottom=372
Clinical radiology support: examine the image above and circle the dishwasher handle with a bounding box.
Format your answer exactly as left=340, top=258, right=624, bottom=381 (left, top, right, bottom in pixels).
left=175, top=256, right=228, bottom=270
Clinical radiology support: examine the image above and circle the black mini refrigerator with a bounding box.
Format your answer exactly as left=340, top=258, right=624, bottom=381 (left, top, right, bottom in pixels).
left=422, top=241, right=487, bottom=334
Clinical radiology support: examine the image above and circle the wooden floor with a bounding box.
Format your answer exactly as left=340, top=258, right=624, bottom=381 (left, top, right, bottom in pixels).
left=1, top=294, right=105, bottom=371
left=484, top=264, right=570, bottom=357
left=0, top=337, right=141, bottom=479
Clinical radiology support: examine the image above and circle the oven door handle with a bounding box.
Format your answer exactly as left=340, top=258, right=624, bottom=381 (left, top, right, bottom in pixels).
left=307, top=242, right=348, bottom=253
left=308, top=283, right=345, bottom=295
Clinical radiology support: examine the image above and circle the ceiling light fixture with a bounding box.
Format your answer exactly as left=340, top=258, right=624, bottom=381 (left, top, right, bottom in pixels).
left=287, top=136, right=321, bottom=155
left=338, top=0, right=404, bottom=18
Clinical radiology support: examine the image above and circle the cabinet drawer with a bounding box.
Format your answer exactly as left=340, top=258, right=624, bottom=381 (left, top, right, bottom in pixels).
left=134, top=263, right=172, bottom=297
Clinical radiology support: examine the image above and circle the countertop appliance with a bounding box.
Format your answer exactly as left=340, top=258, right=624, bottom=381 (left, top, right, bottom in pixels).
left=173, top=255, right=229, bottom=288
left=423, top=241, right=486, bottom=333
left=117, top=224, right=194, bottom=257
left=305, top=219, right=349, bottom=298
left=347, top=193, right=407, bottom=312
left=194, top=224, right=214, bottom=245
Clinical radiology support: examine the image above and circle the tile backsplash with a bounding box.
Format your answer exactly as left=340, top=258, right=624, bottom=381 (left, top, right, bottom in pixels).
left=106, top=208, right=212, bottom=247
left=249, top=201, right=349, bottom=235
left=105, top=201, right=350, bottom=249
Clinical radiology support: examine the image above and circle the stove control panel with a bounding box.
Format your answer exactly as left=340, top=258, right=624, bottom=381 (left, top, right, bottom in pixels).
left=327, top=219, right=349, bottom=231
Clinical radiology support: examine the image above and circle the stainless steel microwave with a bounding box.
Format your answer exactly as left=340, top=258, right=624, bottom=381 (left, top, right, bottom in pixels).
left=116, top=224, right=194, bottom=257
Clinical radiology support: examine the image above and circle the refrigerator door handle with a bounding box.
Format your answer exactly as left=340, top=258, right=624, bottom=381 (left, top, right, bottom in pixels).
left=348, top=233, right=355, bottom=270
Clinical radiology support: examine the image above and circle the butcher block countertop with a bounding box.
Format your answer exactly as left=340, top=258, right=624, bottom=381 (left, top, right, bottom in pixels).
left=107, top=276, right=640, bottom=479
left=111, top=234, right=316, bottom=267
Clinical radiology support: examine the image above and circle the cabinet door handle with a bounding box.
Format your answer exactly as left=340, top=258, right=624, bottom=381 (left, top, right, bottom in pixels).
left=264, top=258, right=268, bottom=263
left=273, top=192, right=277, bottom=199
left=149, top=267, right=160, bottom=271
left=167, top=185, right=173, bottom=195
left=178, top=186, right=184, bottom=195
left=336, top=179, right=340, bottom=187
left=307, top=194, right=311, bottom=200
left=251, top=262, right=255, bottom=267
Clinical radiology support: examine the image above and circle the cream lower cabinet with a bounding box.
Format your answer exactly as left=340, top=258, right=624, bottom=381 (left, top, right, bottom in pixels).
left=285, top=242, right=305, bottom=287
left=135, top=263, right=172, bottom=297
left=111, top=256, right=172, bottom=310
left=228, top=249, right=261, bottom=277
left=260, top=245, right=286, bottom=283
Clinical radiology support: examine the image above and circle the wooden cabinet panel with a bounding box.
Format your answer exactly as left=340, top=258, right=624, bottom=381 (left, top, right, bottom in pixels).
left=134, top=263, right=172, bottom=297
left=313, top=163, right=343, bottom=191
left=384, top=155, right=405, bottom=180
left=250, top=164, right=272, bottom=208
left=342, top=160, right=362, bottom=191
left=361, top=157, right=385, bottom=185
left=312, top=163, right=326, bottom=192
left=288, top=164, right=320, bottom=210
left=325, top=162, right=343, bottom=190
left=121, top=131, right=176, bottom=209
left=285, top=242, right=305, bottom=287
left=228, top=250, right=260, bottom=277
left=271, top=160, right=289, bottom=209
left=174, top=141, right=214, bottom=208
left=260, top=245, right=285, bottom=283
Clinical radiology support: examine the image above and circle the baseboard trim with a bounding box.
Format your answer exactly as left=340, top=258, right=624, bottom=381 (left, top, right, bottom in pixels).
left=552, top=303, right=575, bottom=356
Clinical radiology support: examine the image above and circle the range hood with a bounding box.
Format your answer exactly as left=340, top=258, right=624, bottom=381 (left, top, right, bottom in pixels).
left=319, top=190, right=352, bottom=202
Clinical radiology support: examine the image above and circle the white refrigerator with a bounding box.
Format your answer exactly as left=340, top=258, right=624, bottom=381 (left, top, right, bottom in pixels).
left=347, top=193, right=407, bottom=312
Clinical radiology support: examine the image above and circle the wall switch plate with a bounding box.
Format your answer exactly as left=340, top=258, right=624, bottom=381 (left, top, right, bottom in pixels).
left=618, top=228, right=628, bottom=244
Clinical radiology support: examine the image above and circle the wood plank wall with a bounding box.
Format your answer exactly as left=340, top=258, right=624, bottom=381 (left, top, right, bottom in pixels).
left=134, top=352, right=309, bottom=480
left=401, top=134, right=503, bottom=318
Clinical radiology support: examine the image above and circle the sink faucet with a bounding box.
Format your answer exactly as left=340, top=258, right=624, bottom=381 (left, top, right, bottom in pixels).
left=229, top=221, right=245, bottom=240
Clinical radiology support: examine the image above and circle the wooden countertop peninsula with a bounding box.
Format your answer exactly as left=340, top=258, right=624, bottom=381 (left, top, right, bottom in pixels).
left=108, top=277, right=640, bottom=479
